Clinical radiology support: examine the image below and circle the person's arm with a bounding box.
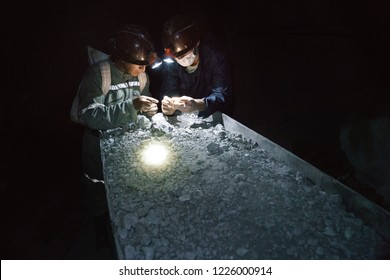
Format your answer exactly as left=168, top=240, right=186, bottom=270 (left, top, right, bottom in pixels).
left=200, top=47, right=233, bottom=117
left=77, top=65, right=139, bottom=130
left=176, top=96, right=206, bottom=113
left=138, top=73, right=158, bottom=116
left=160, top=64, right=182, bottom=116
left=160, top=63, right=181, bottom=99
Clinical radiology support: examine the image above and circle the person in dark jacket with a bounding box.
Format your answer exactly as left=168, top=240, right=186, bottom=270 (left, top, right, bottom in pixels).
left=160, top=14, right=233, bottom=118
left=73, top=24, right=159, bottom=259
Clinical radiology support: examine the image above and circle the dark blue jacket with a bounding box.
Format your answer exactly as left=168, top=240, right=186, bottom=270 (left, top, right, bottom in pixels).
left=160, top=33, right=233, bottom=117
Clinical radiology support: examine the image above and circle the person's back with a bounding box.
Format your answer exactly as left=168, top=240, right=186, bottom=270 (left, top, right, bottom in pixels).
left=160, top=14, right=233, bottom=118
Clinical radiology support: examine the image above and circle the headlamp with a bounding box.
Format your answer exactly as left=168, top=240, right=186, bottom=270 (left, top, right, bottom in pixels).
left=163, top=48, right=175, bottom=63
left=149, top=52, right=163, bottom=69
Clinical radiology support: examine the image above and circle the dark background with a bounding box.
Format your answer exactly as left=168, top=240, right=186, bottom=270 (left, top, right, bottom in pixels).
left=2, top=0, right=389, bottom=259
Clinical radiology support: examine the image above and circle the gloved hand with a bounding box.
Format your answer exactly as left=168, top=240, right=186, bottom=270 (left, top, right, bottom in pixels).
left=133, top=96, right=159, bottom=117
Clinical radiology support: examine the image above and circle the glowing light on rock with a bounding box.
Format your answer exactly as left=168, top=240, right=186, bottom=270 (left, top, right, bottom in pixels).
left=141, top=142, right=169, bottom=166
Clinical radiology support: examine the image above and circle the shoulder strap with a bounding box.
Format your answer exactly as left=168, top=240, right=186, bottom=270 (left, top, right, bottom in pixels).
left=70, top=48, right=111, bottom=124
left=70, top=60, right=111, bottom=124
left=98, top=60, right=111, bottom=95
left=138, top=72, right=147, bottom=92
left=87, top=45, right=110, bottom=65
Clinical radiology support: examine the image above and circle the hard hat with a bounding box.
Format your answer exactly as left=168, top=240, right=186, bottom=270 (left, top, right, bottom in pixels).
left=162, top=15, right=201, bottom=58
left=112, top=24, right=156, bottom=65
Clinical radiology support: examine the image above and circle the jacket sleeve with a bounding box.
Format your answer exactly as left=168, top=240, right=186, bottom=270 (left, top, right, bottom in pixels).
left=201, top=46, right=233, bottom=118
left=77, top=65, right=138, bottom=131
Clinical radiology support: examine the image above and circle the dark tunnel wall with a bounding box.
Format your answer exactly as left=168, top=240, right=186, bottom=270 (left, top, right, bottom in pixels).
left=6, top=0, right=390, bottom=193
left=2, top=0, right=390, bottom=258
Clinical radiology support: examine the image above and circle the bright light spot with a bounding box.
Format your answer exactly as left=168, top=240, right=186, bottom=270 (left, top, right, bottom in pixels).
left=141, top=143, right=169, bottom=166
left=151, top=60, right=162, bottom=69
left=163, top=57, right=175, bottom=63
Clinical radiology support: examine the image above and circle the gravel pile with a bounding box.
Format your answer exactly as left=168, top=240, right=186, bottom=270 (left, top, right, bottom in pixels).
left=100, top=113, right=388, bottom=259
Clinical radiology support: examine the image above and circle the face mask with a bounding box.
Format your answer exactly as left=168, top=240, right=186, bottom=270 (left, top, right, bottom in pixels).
left=175, top=50, right=196, bottom=67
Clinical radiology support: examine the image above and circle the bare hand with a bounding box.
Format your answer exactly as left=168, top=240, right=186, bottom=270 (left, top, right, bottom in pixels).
left=143, top=103, right=158, bottom=116
left=176, top=96, right=197, bottom=113
left=161, top=96, right=184, bottom=115
left=133, top=96, right=159, bottom=116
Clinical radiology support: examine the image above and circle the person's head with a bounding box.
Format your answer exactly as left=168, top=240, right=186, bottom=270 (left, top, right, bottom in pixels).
left=109, top=24, right=159, bottom=76
left=162, top=15, right=202, bottom=67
